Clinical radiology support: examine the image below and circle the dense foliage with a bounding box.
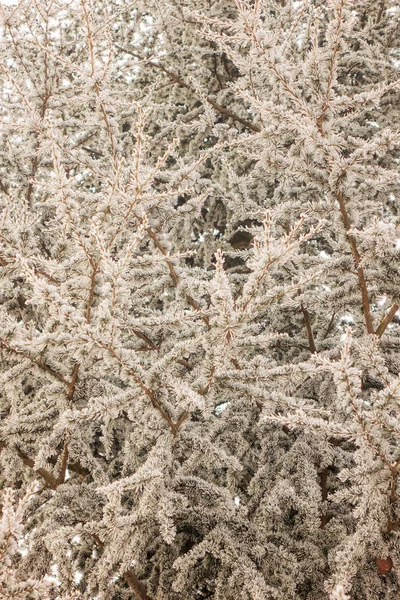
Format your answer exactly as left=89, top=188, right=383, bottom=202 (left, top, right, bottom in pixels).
left=0, top=1, right=399, bottom=598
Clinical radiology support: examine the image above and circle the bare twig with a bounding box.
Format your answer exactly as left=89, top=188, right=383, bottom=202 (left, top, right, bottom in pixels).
left=56, top=443, right=69, bottom=486
left=124, top=569, right=153, bottom=600
left=376, top=304, right=399, bottom=338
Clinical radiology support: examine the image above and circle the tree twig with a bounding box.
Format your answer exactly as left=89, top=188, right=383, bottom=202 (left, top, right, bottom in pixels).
left=116, top=46, right=261, bottom=133
left=300, top=302, right=317, bottom=353
left=146, top=227, right=210, bottom=328
left=124, top=569, right=153, bottom=600
left=336, top=190, right=374, bottom=334
left=0, top=338, right=68, bottom=385
left=376, top=304, right=399, bottom=338
left=0, top=440, right=89, bottom=487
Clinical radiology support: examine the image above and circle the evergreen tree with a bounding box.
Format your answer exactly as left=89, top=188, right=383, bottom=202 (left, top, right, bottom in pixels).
left=0, top=1, right=399, bottom=598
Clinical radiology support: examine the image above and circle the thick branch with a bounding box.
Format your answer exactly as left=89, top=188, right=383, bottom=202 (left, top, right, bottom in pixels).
left=67, top=363, right=80, bottom=402
left=131, top=328, right=159, bottom=350
left=56, top=443, right=69, bottom=486
left=124, top=569, right=153, bottom=600
left=300, top=302, right=317, bottom=353
left=67, top=263, right=98, bottom=402
left=316, top=0, right=344, bottom=134
left=323, top=312, right=336, bottom=340
left=0, top=441, right=59, bottom=490
left=91, top=533, right=153, bottom=600
left=376, top=0, right=386, bottom=24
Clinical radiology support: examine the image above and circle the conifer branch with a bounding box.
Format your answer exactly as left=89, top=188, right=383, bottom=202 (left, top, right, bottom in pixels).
left=376, top=0, right=386, bottom=24
left=98, top=343, right=178, bottom=433
left=301, top=302, right=317, bottom=354
left=146, top=227, right=210, bottom=328
left=124, top=569, right=153, bottom=600
left=116, top=46, right=261, bottom=133
left=316, top=0, right=345, bottom=135
left=0, top=255, right=57, bottom=284
left=0, top=440, right=89, bottom=487
left=0, top=441, right=59, bottom=489
left=67, top=363, right=80, bottom=402
left=375, top=304, right=399, bottom=338
left=336, top=190, right=374, bottom=334
left=0, top=338, right=68, bottom=385
left=318, top=467, right=328, bottom=529
left=56, top=442, right=69, bottom=485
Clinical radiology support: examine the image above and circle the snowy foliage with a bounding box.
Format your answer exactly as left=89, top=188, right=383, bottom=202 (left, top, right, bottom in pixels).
left=0, top=1, right=399, bottom=599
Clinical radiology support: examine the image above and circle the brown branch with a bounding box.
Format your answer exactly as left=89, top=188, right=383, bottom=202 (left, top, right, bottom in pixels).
left=116, top=46, right=261, bottom=133
left=146, top=228, right=179, bottom=285
left=318, top=468, right=328, bottom=529
left=0, top=440, right=90, bottom=487
left=5, top=263, right=101, bottom=492
left=312, top=11, right=374, bottom=337
left=131, top=329, right=159, bottom=350
left=124, top=569, right=153, bottom=600
left=336, top=191, right=374, bottom=334
left=376, top=0, right=386, bottom=24
left=99, top=343, right=179, bottom=434
left=0, top=338, right=68, bottom=385
left=2, top=263, right=99, bottom=410
left=17, top=446, right=59, bottom=489
left=0, top=178, right=10, bottom=197
left=23, top=40, right=51, bottom=207
left=344, top=370, right=392, bottom=470
left=89, top=533, right=153, bottom=600
left=56, top=443, right=69, bottom=485
left=316, top=0, right=344, bottom=134
left=300, top=302, right=317, bottom=353
left=0, top=269, right=101, bottom=490
left=67, top=363, right=80, bottom=402
left=146, top=227, right=210, bottom=328
left=206, top=97, right=260, bottom=132
left=290, top=274, right=317, bottom=354
left=64, top=460, right=89, bottom=478
left=376, top=304, right=399, bottom=338
left=0, top=441, right=58, bottom=489
left=97, top=340, right=191, bottom=435
left=174, top=410, right=190, bottom=431
left=200, top=365, right=216, bottom=396
left=0, top=254, right=58, bottom=284
left=85, top=263, right=98, bottom=323
left=81, top=146, right=104, bottom=157
left=323, top=312, right=336, bottom=340
left=387, top=465, right=399, bottom=533
left=212, top=53, right=224, bottom=90
left=67, top=263, right=98, bottom=402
